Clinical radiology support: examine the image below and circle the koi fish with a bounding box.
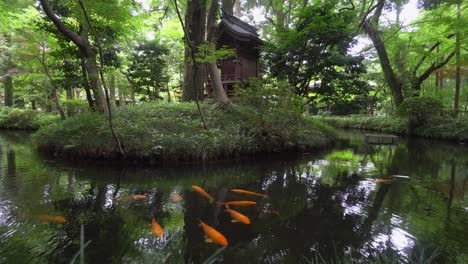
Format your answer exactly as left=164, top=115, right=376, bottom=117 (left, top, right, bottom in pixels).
left=230, top=189, right=268, bottom=198
left=34, top=214, right=66, bottom=223
left=198, top=218, right=228, bottom=247
left=375, top=179, right=394, bottom=183
left=191, top=185, right=214, bottom=203
left=225, top=207, right=250, bottom=224
left=171, top=194, right=183, bottom=202
left=115, top=195, right=147, bottom=201
left=264, top=210, right=280, bottom=216
left=151, top=217, right=164, bottom=238
left=217, top=201, right=257, bottom=206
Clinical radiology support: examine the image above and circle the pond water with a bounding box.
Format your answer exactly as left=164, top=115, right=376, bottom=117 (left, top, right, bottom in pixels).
left=0, top=130, right=466, bottom=263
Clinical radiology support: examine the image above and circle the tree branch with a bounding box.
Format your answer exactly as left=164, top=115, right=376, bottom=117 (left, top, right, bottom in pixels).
left=417, top=51, right=456, bottom=84
left=412, top=33, right=456, bottom=75
left=39, top=0, right=85, bottom=49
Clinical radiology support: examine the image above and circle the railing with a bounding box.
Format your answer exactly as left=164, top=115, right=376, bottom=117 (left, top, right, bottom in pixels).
left=221, top=74, right=237, bottom=82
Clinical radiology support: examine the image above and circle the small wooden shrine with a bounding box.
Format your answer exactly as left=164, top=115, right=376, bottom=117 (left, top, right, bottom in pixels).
left=208, top=10, right=263, bottom=96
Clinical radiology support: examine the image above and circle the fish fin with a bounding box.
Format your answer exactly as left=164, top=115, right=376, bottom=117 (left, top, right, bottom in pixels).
left=262, top=194, right=269, bottom=198
left=231, top=220, right=239, bottom=223
left=205, top=238, right=214, bottom=243
left=196, top=218, right=202, bottom=227
left=225, top=204, right=229, bottom=209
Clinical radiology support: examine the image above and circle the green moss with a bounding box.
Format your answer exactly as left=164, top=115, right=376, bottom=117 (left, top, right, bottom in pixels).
left=33, top=102, right=337, bottom=162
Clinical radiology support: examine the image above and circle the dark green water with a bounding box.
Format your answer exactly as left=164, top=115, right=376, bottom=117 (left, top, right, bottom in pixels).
left=0, top=130, right=466, bottom=264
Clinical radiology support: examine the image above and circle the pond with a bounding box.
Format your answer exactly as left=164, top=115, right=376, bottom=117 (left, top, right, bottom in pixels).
left=0, top=130, right=466, bottom=263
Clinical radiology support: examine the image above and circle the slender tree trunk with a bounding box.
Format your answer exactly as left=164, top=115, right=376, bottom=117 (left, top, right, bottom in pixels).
left=233, top=0, right=241, bottom=17
left=31, top=99, right=36, bottom=110
left=80, top=56, right=95, bottom=110
left=52, top=88, right=66, bottom=120
left=3, top=76, right=14, bottom=107
left=109, top=73, right=116, bottom=106
left=454, top=3, right=461, bottom=115
left=66, top=88, right=74, bottom=99
left=183, top=0, right=206, bottom=102
left=207, top=0, right=229, bottom=104
left=166, top=84, right=171, bottom=102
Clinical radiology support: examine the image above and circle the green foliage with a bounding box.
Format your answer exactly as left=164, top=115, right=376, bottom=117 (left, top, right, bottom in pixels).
left=264, top=0, right=369, bottom=109
left=317, top=115, right=408, bottom=134
left=33, top=90, right=337, bottom=161
left=0, top=107, right=60, bottom=130
left=396, top=97, right=445, bottom=128
left=61, top=99, right=89, bottom=116
left=318, top=113, right=468, bottom=142
left=128, top=40, right=169, bottom=101
left=195, top=43, right=236, bottom=64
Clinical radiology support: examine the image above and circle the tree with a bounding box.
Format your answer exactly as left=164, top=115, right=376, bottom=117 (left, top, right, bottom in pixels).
left=265, top=1, right=369, bottom=112
left=128, top=40, right=169, bottom=101
left=361, top=0, right=459, bottom=106
left=182, top=0, right=206, bottom=101
left=38, top=0, right=108, bottom=112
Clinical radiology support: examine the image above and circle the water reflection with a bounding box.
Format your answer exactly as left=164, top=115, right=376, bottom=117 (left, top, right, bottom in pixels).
left=0, top=130, right=466, bottom=263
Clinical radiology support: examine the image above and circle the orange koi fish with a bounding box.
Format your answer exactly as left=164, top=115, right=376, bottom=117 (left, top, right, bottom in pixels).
left=34, top=214, right=66, bottom=223
left=198, top=218, right=228, bottom=247
left=171, top=194, right=183, bottom=202
left=225, top=207, right=250, bottom=224
left=191, top=185, right=214, bottom=203
left=230, top=189, right=268, bottom=198
left=375, top=179, right=394, bottom=184
left=151, top=217, right=164, bottom=238
left=217, top=201, right=257, bottom=206
left=115, top=195, right=147, bottom=201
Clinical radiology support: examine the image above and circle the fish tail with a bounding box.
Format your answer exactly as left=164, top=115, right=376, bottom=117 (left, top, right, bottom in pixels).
left=216, top=202, right=224, bottom=205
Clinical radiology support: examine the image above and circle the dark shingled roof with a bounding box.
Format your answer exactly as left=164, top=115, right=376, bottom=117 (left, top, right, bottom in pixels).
left=218, top=10, right=263, bottom=45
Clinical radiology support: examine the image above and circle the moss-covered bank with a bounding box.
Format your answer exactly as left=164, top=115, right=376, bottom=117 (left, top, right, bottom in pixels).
left=317, top=115, right=468, bottom=143
left=33, top=102, right=337, bottom=162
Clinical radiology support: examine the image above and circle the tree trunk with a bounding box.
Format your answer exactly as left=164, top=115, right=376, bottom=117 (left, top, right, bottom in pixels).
left=109, top=73, right=116, bottom=106
left=31, top=99, right=36, bottom=110
left=364, top=21, right=404, bottom=106
left=83, top=47, right=107, bottom=112
left=454, top=3, right=461, bottom=115
left=52, top=88, right=66, bottom=120
left=183, top=0, right=206, bottom=102
left=39, top=0, right=106, bottom=112
left=222, top=0, right=234, bottom=14
left=207, top=0, right=230, bottom=104
left=66, top=88, right=74, bottom=99
left=233, top=0, right=241, bottom=17
left=3, top=76, right=14, bottom=107
left=80, top=56, right=95, bottom=110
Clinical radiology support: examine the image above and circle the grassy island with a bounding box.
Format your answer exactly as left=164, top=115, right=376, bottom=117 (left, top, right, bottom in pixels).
left=32, top=101, right=337, bottom=163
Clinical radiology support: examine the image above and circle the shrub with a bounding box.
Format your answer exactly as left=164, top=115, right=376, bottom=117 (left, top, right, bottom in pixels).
left=0, top=107, right=60, bottom=130
left=397, top=97, right=444, bottom=129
